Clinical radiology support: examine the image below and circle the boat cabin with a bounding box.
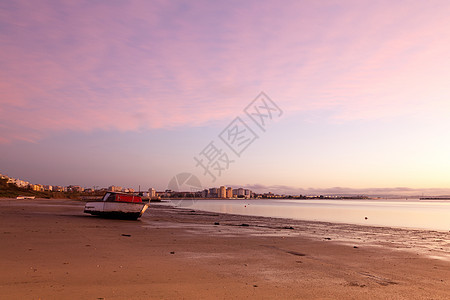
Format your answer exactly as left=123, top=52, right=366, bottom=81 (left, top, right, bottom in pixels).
left=102, top=192, right=142, bottom=203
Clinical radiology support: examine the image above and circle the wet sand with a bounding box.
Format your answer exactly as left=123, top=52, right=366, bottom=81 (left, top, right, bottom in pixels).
left=1, top=198, right=450, bottom=299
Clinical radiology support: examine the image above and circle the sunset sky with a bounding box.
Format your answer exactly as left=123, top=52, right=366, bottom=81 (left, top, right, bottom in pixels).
left=1, top=1, right=450, bottom=195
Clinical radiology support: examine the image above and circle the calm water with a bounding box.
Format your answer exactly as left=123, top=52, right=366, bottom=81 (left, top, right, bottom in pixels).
left=173, top=199, right=450, bottom=231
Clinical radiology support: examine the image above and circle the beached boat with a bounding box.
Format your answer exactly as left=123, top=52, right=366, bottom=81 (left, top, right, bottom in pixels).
left=84, top=192, right=148, bottom=220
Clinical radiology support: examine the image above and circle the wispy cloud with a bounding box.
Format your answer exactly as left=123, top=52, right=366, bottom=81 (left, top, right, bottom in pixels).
left=1, top=1, right=450, bottom=143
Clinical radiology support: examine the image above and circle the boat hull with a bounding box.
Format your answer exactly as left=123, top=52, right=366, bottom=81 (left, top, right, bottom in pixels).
left=84, top=201, right=148, bottom=220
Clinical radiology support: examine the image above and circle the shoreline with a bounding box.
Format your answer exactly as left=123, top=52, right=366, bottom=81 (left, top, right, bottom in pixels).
left=161, top=202, right=450, bottom=261
left=164, top=197, right=450, bottom=233
left=1, top=198, right=450, bottom=299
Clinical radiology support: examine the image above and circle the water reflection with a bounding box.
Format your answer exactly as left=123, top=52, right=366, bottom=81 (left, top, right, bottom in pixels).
left=179, top=199, right=450, bottom=231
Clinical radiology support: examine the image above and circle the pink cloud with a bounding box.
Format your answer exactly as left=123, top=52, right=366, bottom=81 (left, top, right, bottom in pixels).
left=1, top=1, right=450, bottom=143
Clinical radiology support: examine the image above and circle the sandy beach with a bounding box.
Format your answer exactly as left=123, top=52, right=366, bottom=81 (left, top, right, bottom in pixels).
left=1, top=198, right=449, bottom=299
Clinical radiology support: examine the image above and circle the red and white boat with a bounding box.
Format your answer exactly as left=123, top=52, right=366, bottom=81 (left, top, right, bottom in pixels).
left=84, top=192, right=148, bottom=220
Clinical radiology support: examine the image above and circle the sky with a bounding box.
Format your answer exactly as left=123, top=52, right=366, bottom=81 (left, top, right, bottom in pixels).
left=1, top=0, right=450, bottom=195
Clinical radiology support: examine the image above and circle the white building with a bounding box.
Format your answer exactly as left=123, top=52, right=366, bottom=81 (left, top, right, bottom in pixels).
left=108, top=186, right=122, bottom=192
left=43, top=185, right=53, bottom=191
left=149, top=188, right=156, bottom=198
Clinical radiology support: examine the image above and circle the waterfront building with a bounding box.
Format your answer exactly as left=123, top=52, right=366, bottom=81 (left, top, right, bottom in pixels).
left=164, top=189, right=172, bottom=197
left=226, top=187, right=233, bottom=198
left=53, top=186, right=64, bottom=192
left=209, top=188, right=218, bottom=198
left=219, top=186, right=227, bottom=198
left=232, top=188, right=252, bottom=199
left=31, top=184, right=44, bottom=192
left=67, top=185, right=84, bottom=192
left=43, top=185, right=53, bottom=191
left=155, top=191, right=166, bottom=197
left=108, top=186, right=122, bottom=192
left=18, top=180, right=30, bottom=188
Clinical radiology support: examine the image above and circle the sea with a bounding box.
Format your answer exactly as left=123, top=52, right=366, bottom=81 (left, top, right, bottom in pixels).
left=170, top=198, right=450, bottom=231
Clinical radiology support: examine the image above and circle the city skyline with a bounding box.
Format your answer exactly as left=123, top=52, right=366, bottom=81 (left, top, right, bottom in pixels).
left=3, top=169, right=450, bottom=198
left=1, top=1, right=450, bottom=195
